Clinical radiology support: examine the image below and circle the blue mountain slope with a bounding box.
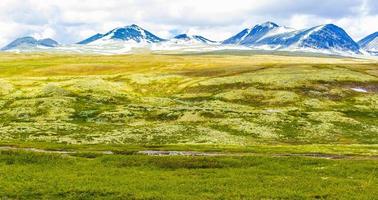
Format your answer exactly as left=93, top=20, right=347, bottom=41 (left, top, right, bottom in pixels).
left=78, top=24, right=165, bottom=44
left=240, top=22, right=279, bottom=45
left=77, top=33, right=104, bottom=45
left=1, top=37, right=59, bottom=50
left=300, top=24, right=359, bottom=52
left=222, top=22, right=281, bottom=45
left=358, top=32, right=378, bottom=55
left=222, top=28, right=251, bottom=45
left=358, top=32, right=378, bottom=47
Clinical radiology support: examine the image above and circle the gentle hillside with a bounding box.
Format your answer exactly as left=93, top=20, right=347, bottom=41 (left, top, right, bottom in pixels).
left=0, top=52, right=377, bottom=146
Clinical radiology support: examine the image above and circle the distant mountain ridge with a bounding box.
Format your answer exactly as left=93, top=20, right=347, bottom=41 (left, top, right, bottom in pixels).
left=171, top=34, right=216, bottom=44
left=1, top=36, right=58, bottom=51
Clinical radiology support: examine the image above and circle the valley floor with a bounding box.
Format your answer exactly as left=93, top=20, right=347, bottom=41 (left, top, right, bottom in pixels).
left=0, top=52, right=377, bottom=199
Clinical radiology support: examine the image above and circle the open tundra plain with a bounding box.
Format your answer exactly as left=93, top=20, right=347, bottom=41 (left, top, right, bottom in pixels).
left=0, top=52, right=377, bottom=199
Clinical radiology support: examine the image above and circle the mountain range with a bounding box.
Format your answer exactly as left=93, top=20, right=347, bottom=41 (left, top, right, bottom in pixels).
left=2, top=22, right=377, bottom=56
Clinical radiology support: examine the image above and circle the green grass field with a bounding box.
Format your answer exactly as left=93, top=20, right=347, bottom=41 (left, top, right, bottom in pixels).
left=0, top=52, right=377, bottom=199
left=0, top=151, right=377, bottom=199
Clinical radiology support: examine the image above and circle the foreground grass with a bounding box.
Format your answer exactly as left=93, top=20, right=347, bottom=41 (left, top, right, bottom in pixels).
left=0, top=150, right=376, bottom=199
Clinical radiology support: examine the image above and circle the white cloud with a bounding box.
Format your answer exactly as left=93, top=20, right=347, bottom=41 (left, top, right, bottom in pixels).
left=32, top=27, right=56, bottom=40
left=0, top=0, right=377, bottom=46
left=288, top=15, right=314, bottom=29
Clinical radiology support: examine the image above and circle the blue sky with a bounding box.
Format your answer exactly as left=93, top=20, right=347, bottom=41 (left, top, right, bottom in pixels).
left=0, top=0, right=377, bottom=46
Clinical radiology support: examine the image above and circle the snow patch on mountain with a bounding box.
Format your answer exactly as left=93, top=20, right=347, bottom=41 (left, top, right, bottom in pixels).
left=170, top=34, right=217, bottom=44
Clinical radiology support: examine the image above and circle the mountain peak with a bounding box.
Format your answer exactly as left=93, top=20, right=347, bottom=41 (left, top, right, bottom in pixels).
left=129, top=24, right=139, bottom=27
left=18, top=36, right=35, bottom=40
left=318, top=23, right=340, bottom=30
left=174, top=34, right=190, bottom=39
left=258, top=21, right=279, bottom=28
left=123, top=24, right=143, bottom=30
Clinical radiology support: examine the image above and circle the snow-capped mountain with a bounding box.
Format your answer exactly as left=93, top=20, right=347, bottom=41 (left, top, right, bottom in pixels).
left=223, top=22, right=294, bottom=45
left=1, top=36, right=58, bottom=51
left=77, top=24, right=165, bottom=45
left=256, top=24, right=360, bottom=53
left=224, top=22, right=360, bottom=54
left=171, top=34, right=217, bottom=44
left=358, top=32, right=378, bottom=55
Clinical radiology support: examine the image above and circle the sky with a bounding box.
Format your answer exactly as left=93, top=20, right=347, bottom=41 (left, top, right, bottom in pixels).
left=0, top=0, right=377, bottom=46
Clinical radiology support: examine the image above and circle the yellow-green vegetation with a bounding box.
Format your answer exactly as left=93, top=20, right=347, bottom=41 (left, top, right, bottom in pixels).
left=0, top=52, right=377, bottom=199
left=0, top=52, right=377, bottom=146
